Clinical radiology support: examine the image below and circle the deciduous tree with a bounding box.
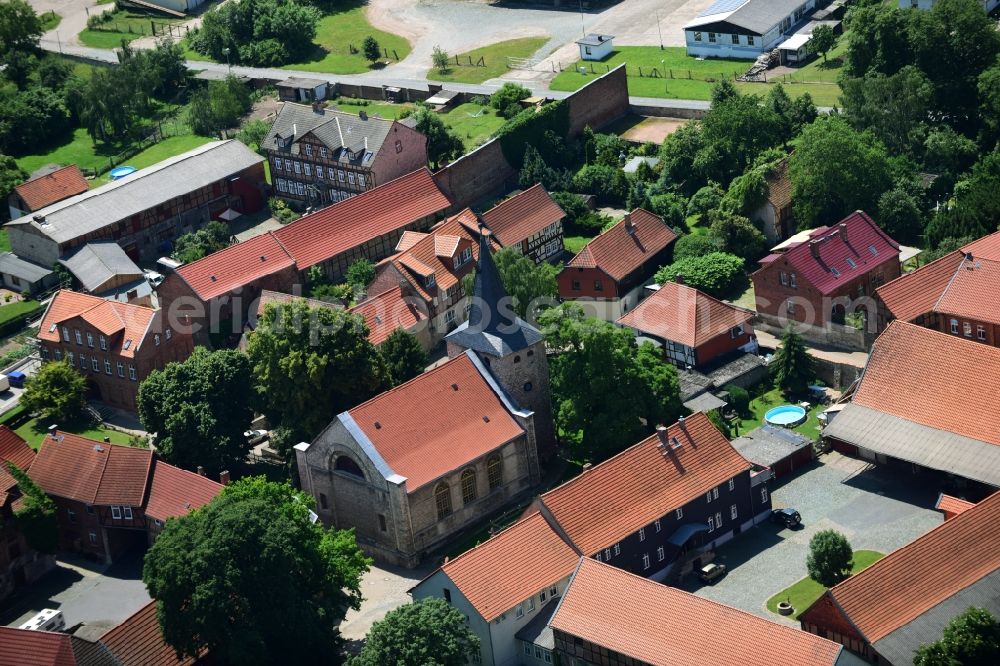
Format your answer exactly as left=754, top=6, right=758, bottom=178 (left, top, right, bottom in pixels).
left=807, top=24, right=837, bottom=63
left=172, top=221, right=232, bottom=264
left=21, top=360, right=86, bottom=424
left=806, top=529, right=853, bottom=587
left=349, top=598, right=479, bottom=666
left=914, top=607, right=1000, bottom=666
left=143, top=477, right=371, bottom=665
left=654, top=252, right=746, bottom=300
left=137, top=348, right=254, bottom=474
left=411, top=107, right=463, bottom=168
left=5, top=462, right=57, bottom=554
left=379, top=329, right=428, bottom=388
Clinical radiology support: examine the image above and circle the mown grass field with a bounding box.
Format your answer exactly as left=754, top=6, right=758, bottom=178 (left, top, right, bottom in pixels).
left=735, top=388, right=825, bottom=440
left=330, top=99, right=504, bottom=151
left=765, top=550, right=884, bottom=619
left=284, top=2, right=411, bottom=74
left=78, top=8, right=183, bottom=49
left=16, top=416, right=135, bottom=450
left=428, top=37, right=549, bottom=84
left=89, top=135, right=214, bottom=186
left=550, top=46, right=842, bottom=107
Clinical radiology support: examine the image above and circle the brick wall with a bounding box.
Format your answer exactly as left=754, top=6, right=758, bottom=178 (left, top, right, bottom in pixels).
left=694, top=326, right=753, bottom=366
left=567, top=64, right=629, bottom=136
left=432, top=138, right=516, bottom=210
left=799, top=593, right=872, bottom=660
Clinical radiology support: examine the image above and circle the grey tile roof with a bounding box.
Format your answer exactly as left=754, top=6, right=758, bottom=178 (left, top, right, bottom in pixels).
left=683, top=391, right=727, bottom=413
left=576, top=33, right=614, bottom=46
left=731, top=425, right=812, bottom=469
left=60, top=242, right=143, bottom=293
left=0, top=252, right=53, bottom=283
left=873, top=568, right=1000, bottom=666
left=678, top=368, right=715, bottom=401
left=514, top=598, right=558, bottom=650
left=688, top=0, right=805, bottom=34
left=7, top=141, right=262, bottom=245
left=823, top=404, right=1000, bottom=487
left=706, top=352, right=766, bottom=387
left=264, top=102, right=396, bottom=166
left=276, top=76, right=329, bottom=89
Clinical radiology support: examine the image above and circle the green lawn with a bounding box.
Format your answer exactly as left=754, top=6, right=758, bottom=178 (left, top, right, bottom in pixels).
left=439, top=103, right=507, bottom=150
left=282, top=2, right=411, bottom=74
left=0, top=301, right=42, bottom=327
left=428, top=37, right=549, bottom=84
left=329, top=99, right=412, bottom=119
left=766, top=550, right=884, bottom=619
left=89, top=134, right=214, bottom=186
left=550, top=46, right=841, bottom=107
left=0, top=230, right=10, bottom=253
left=16, top=417, right=135, bottom=450
left=78, top=9, right=182, bottom=49
left=39, top=10, right=61, bottom=32
left=733, top=387, right=825, bottom=440
left=564, top=235, right=590, bottom=255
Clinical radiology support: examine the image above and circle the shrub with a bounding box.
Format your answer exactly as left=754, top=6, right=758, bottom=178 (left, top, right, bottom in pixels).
left=724, top=384, right=750, bottom=416
left=648, top=193, right=687, bottom=229
left=269, top=198, right=299, bottom=224
left=654, top=252, right=746, bottom=299
left=490, top=83, right=531, bottom=117
left=495, top=100, right=569, bottom=168
left=573, top=164, right=627, bottom=206
left=687, top=183, right=724, bottom=221
left=673, top=233, right=719, bottom=261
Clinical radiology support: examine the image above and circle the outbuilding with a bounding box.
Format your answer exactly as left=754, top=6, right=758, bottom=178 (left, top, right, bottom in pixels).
left=576, top=34, right=615, bottom=61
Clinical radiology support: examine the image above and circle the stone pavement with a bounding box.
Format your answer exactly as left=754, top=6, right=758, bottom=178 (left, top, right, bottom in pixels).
left=339, top=561, right=433, bottom=642
left=755, top=328, right=869, bottom=369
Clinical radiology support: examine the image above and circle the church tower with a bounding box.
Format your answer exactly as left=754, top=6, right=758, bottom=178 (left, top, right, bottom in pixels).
left=446, top=230, right=555, bottom=460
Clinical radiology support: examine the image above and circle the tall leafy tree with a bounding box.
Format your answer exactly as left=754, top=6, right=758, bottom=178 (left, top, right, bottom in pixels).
left=0, top=0, right=42, bottom=62
left=876, top=188, right=923, bottom=246
left=345, top=258, right=376, bottom=293
left=925, top=149, right=1000, bottom=248
left=789, top=116, right=893, bottom=228
left=246, top=299, right=385, bottom=451
left=380, top=329, right=428, bottom=388
left=654, top=252, right=746, bottom=300
left=634, top=342, right=683, bottom=429
left=411, top=107, right=463, bottom=168
left=6, top=462, right=57, bottom=554
left=915, top=607, right=1000, bottom=666
left=770, top=327, right=815, bottom=397
left=21, top=360, right=86, bottom=424
left=349, top=598, right=479, bottom=666
left=806, top=529, right=853, bottom=587
left=172, top=221, right=232, bottom=263
left=0, top=155, right=26, bottom=213
left=841, top=66, right=932, bottom=156
left=363, top=35, right=381, bottom=64
left=807, top=24, right=837, bottom=63
left=143, top=477, right=371, bottom=665
left=137, top=348, right=254, bottom=474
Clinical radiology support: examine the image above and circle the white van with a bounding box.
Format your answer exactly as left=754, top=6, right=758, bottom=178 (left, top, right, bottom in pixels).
left=0, top=374, right=9, bottom=392
left=19, top=609, right=65, bottom=632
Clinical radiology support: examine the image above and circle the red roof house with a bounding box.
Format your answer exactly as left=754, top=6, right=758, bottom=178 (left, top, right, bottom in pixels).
left=935, top=493, right=975, bottom=520
left=480, top=184, right=565, bottom=263
left=348, top=285, right=428, bottom=347
left=875, top=230, right=1000, bottom=348
left=555, top=558, right=854, bottom=666
left=0, top=628, right=79, bottom=666
left=800, top=492, right=1000, bottom=664
left=99, top=600, right=203, bottom=665
left=28, top=432, right=222, bottom=563
left=617, top=280, right=755, bottom=368
left=557, top=209, right=678, bottom=321
left=9, top=165, right=89, bottom=219
left=0, top=425, right=35, bottom=470
left=752, top=211, right=900, bottom=333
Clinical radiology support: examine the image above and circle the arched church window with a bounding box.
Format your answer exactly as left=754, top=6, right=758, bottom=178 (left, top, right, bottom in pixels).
left=334, top=455, right=364, bottom=478
left=487, top=455, right=503, bottom=490
left=435, top=482, right=452, bottom=519
left=461, top=469, right=477, bottom=504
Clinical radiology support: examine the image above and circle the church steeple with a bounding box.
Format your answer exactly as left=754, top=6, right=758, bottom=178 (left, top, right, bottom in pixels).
left=445, top=228, right=543, bottom=358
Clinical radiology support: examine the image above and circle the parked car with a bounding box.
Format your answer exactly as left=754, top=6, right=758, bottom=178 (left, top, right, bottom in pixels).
left=143, top=270, right=165, bottom=287
left=698, top=562, right=727, bottom=583
left=771, top=507, right=802, bottom=528
left=244, top=429, right=268, bottom=446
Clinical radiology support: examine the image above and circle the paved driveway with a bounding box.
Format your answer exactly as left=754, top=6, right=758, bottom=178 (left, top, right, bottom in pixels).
left=681, top=452, right=943, bottom=621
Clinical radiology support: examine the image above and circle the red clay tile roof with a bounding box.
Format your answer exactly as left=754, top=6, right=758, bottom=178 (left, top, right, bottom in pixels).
left=145, top=460, right=223, bottom=522
left=617, top=281, right=753, bottom=348
left=765, top=158, right=792, bottom=210
left=814, top=491, right=1000, bottom=643
left=347, top=353, right=523, bottom=491
left=395, top=230, right=428, bottom=252
left=853, top=321, right=1000, bottom=447
left=440, top=512, right=579, bottom=622
left=174, top=232, right=295, bottom=302
left=538, top=412, right=750, bottom=556
left=964, top=229, right=1000, bottom=260
left=875, top=251, right=966, bottom=323
left=481, top=184, right=565, bottom=248
left=553, top=558, right=845, bottom=666
left=932, top=256, right=1000, bottom=325
left=100, top=601, right=199, bottom=666
left=0, top=425, right=35, bottom=470
left=935, top=493, right=975, bottom=517
left=348, top=285, right=426, bottom=345
left=0, top=628, right=78, bottom=666
left=756, top=211, right=899, bottom=296
left=29, top=432, right=152, bottom=506
left=273, top=168, right=451, bottom=269
left=14, top=165, right=89, bottom=213
left=564, top=209, right=677, bottom=283
left=388, top=211, right=489, bottom=303
left=38, top=290, right=157, bottom=359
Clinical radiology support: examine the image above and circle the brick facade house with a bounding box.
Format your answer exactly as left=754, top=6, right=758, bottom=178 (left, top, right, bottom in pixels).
left=875, top=230, right=1000, bottom=348
left=264, top=102, right=428, bottom=209
left=37, top=291, right=194, bottom=413
left=27, top=432, right=222, bottom=564
left=752, top=211, right=900, bottom=343
left=618, top=280, right=756, bottom=368
left=7, top=141, right=265, bottom=268
left=480, top=184, right=565, bottom=264
left=558, top=209, right=677, bottom=321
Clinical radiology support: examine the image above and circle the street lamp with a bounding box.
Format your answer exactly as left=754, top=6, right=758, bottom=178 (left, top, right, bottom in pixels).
left=661, top=59, right=668, bottom=95
left=656, top=11, right=664, bottom=50
left=223, top=47, right=231, bottom=72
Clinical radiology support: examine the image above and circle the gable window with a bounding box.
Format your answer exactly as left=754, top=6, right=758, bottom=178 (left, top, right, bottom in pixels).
left=642, top=553, right=651, bottom=570
left=111, top=506, right=122, bottom=520
left=129, top=365, right=137, bottom=381
left=320, top=146, right=328, bottom=158
left=604, top=548, right=611, bottom=560
left=154, top=334, right=161, bottom=346
left=639, top=527, right=646, bottom=542
left=978, top=325, right=986, bottom=340
left=728, top=479, right=735, bottom=491
left=487, top=454, right=503, bottom=490
left=676, top=507, right=683, bottom=519
left=435, top=482, right=452, bottom=519
left=99, top=335, right=107, bottom=350
left=334, top=456, right=364, bottom=478
left=305, top=145, right=313, bottom=157
left=658, top=546, right=665, bottom=561
left=614, top=543, right=620, bottom=556
left=86, top=332, right=93, bottom=347
left=950, top=319, right=959, bottom=334
left=62, top=326, right=69, bottom=342
left=75, top=329, right=82, bottom=345
left=395, top=140, right=403, bottom=154
left=461, top=469, right=477, bottom=504
left=731, top=504, right=738, bottom=520
left=779, top=271, right=788, bottom=286
left=730, top=325, right=744, bottom=339
left=964, top=322, right=972, bottom=337
left=304, top=163, right=312, bottom=177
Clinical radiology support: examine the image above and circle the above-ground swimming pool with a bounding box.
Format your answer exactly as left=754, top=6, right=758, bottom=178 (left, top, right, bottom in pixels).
left=764, top=404, right=807, bottom=427
left=109, top=166, right=136, bottom=180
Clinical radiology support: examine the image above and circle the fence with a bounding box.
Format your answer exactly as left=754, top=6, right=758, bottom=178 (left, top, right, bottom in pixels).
left=87, top=19, right=189, bottom=39
left=556, top=60, right=840, bottom=89
left=80, top=119, right=182, bottom=180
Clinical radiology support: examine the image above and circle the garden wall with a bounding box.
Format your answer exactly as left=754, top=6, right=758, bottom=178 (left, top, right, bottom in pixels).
left=629, top=104, right=707, bottom=120
left=566, top=64, right=629, bottom=136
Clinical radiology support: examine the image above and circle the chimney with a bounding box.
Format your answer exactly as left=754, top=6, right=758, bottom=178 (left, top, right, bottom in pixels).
left=675, top=274, right=684, bottom=285
left=655, top=424, right=668, bottom=444
left=838, top=222, right=848, bottom=241
left=582, top=462, right=592, bottom=471
left=335, top=116, right=345, bottom=147
left=624, top=214, right=635, bottom=235
left=196, top=466, right=206, bottom=477
left=219, top=470, right=230, bottom=485
left=364, top=136, right=368, bottom=152
left=809, top=240, right=820, bottom=259
left=678, top=415, right=686, bottom=431
left=103, top=437, right=110, bottom=443
left=965, top=252, right=974, bottom=262
left=292, top=123, right=297, bottom=138
left=47, top=424, right=58, bottom=438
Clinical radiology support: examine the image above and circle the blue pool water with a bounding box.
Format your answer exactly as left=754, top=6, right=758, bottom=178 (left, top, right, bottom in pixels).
left=110, top=166, right=136, bottom=180
left=764, top=404, right=807, bottom=427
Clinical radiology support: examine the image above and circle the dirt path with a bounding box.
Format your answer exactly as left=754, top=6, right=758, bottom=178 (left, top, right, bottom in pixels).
left=30, top=0, right=108, bottom=49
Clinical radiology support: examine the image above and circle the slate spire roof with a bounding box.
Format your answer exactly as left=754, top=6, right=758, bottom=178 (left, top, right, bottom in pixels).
left=445, top=228, right=543, bottom=357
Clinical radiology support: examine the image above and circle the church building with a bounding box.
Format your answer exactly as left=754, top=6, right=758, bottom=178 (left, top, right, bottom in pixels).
left=294, top=231, right=553, bottom=567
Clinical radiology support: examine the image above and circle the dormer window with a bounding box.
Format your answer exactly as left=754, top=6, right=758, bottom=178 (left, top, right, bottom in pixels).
left=424, top=274, right=436, bottom=289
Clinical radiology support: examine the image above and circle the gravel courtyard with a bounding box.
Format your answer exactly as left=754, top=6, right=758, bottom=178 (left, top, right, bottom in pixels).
left=682, top=452, right=944, bottom=622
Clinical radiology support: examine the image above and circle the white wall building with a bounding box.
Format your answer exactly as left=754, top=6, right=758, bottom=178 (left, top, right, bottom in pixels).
left=684, top=0, right=818, bottom=60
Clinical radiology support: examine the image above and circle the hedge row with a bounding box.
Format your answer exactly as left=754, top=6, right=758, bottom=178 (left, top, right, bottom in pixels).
left=0, top=301, right=43, bottom=338
left=495, top=99, right=570, bottom=169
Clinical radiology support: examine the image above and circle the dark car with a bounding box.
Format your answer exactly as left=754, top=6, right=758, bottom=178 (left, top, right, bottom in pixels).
left=770, top=507, right=802, bottom=527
